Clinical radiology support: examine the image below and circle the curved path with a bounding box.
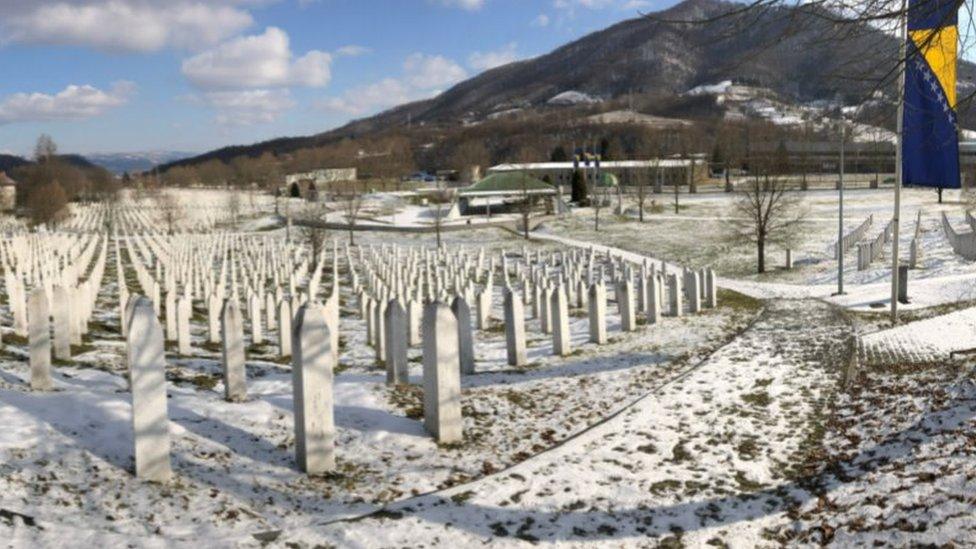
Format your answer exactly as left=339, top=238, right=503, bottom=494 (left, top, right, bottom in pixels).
left=279, top=300, right=853, bottom=547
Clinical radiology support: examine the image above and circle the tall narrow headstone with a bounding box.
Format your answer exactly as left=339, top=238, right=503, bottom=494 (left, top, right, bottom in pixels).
left=619, top=280, right=636, bottom=332
left=128, top=297, right=172, bottom=482
left=551, top=285, right=571, bottom=356
left=374, top=298, right=387, bottom=365
left=384, top=299, right=409, bottom=384
left=687, top=271, right=701, bottom=314
left=28, top=288, right=52, bottom=391
left=208, top=293, right=221, bottom=343
left=669, top=274, right=683, bottom=317
left=646, top=276, right=660, bottom=324
left=292, top=302, right=336, bottom=474
left=278, top=300, right=292, bottom=358
left=476, top=288, right=491, bottom=329
left=705, top=269, right=717, bottom=308
left=503, top=287, right=526, bottom=366
left=422, top=302, right=462, bottom=443
left=52, top=285, right=71, bottom=360
left=249, top=294, right=263, bottom=345
left=540, top=285, right=552, bottom=334
left=221, top=299, right=247, bottom=402
left=176, top=295, right=191, bottom=355
left=407, top=299, right=422, bottom=346
left=588, top=282, right=607, bottom=344
left=365, top=298, right=376, bottom=346
left=165, top=290, right=177, bottom=342
left=451, top=296, right=475, bottom=375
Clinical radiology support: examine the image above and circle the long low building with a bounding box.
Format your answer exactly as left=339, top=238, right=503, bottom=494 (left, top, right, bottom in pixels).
left=487, top=159, right=709, bottom=188
left=285, top=167, right=357, bottom=186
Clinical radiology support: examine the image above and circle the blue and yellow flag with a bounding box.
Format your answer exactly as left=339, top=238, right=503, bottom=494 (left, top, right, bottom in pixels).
left=903, top=0, right=961, bottom=188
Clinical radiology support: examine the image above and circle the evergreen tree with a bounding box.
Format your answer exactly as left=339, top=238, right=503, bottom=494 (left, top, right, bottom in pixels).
left=570, top=169, right=588, bottom=205
left=550, top=145, right=568, bottom=162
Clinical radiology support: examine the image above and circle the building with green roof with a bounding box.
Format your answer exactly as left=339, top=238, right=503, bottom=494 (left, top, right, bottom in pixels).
left=458, top=172, right=557, bottom=197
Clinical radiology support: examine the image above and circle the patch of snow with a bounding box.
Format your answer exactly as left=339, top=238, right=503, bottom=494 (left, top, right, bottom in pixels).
left=684, top=80, right=733, bottom=96
left=547, top=90, right=599, bottom=106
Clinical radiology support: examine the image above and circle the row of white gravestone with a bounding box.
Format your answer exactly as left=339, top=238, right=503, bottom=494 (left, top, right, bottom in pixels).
left=120, top=293, right=462, bottom=481
left=346, top=241, right=721, bottom=357
left=24, top=273, right=110, bottom=390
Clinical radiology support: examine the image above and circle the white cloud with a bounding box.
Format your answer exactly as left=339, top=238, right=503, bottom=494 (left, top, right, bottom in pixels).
left=0, top=81, right=134, bottom=124
left=336, top=45, right=370, bottom=57
left=203, top=89, right=296, bottom=126
left=318, top=78, right=417, bottom=116
left=182, top=27, right=332, bottom=89
left=620, top=0, right=652, bottom=10
left=554, top=0, right=647, bottom=12
left=319, top=52, right=466, bottom=117
left=468, top=42, right=520, bottom=72
left=532, top=13, right=551, bottom=27
left=434, top=0, right=485, bottom=10
left=403, top=53, right=467, bottom=89
left=0, top=1, right=255, bottom=53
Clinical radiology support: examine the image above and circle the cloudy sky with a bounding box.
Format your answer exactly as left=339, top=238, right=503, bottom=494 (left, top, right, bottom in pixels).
left=0, top=0, right=667, bottom=157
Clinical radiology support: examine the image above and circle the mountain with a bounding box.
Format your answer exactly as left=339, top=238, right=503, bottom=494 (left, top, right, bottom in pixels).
left=85, top=151, right=195, bottom=175
left=160, top=0, right=976, bottom=172
left=0, top=154, right=29, bottom=173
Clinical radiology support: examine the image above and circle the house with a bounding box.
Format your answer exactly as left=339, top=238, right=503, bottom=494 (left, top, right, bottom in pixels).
left=0, top=171, right=17, bottom=210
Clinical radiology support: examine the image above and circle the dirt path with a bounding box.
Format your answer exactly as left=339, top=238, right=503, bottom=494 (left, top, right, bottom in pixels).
left=279, top=299, right=854, bottom=547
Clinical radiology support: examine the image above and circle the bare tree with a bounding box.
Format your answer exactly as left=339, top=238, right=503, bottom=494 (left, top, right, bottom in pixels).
left=518, top=171, right=538, bottom=239
left=152, top=191, right=183, bottom=235
left=295, top=201, right=329, bottom=259
left=27, top=181, right=68, bottom=227
left=34, top=134, right=57, bottom=162
left=592, top=176, right=612, bottom=232
left=635, top=168, right=648, bottom=222
left=427, top=188, right=453, bottom=248
left=729, top=173, right=807, bottom=273
left=226, top=192, right=242, bottom=223
left=343, top=181, right=364, bottom=246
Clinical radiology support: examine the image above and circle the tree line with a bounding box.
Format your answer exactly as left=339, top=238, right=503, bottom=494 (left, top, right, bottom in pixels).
left=11, top=135, right=120, bottom=226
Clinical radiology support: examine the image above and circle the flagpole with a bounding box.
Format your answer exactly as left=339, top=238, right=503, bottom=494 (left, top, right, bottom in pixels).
left=891, top=0, right=907, bottom=323
left=836, top=121, right=845, bottom=296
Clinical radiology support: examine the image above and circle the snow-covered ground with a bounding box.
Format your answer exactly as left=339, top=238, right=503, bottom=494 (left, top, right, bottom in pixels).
left=0, top=216, right=762, bottom=545
left=5, top=187, right=976, bottom=547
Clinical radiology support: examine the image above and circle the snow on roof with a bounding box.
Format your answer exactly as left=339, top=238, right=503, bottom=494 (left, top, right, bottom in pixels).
left=488, top=159, right=699, bottom=171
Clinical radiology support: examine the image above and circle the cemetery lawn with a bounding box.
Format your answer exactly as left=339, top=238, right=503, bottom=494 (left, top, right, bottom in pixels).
left=5, top=189, right=976, bottom=547
left=544, top=187, right=973, bottom=286
left=0, top=229, right=763, bottom=545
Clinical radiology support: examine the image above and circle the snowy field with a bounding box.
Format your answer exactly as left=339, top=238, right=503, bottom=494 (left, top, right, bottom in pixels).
left=3, top=187, right=976, bottom=547
left=545, top=187, right=973, bottom=284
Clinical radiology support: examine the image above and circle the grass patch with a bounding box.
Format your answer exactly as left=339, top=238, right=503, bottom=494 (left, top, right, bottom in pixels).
left=450, top=490, right=475, bottom=505
left=649, top=479, right=682, bottom=495
left=717, top=288, right=762, bottom=313
left=388, top=383, right=423, bottom=419
left=742, top=391, right=771, bottom=407
left=501, top=390, right=534, bottom=410
left=4, top=333, right=27, bottom=346
left=734, top=470, right=765, bottom=492
left=669, top=441, right=692, bottom=463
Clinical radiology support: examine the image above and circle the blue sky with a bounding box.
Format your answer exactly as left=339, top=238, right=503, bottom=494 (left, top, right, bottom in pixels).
left=0, top=0, right=672, bottom=157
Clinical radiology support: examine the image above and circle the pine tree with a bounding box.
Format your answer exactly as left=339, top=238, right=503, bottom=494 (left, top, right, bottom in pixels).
left=570, top=169, right=588, bottom=205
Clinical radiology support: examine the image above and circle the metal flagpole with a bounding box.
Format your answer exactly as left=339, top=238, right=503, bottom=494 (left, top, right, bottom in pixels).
left=891, top=0, right=907, bottom=322
left=837, top=121, right=845, bottom=295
